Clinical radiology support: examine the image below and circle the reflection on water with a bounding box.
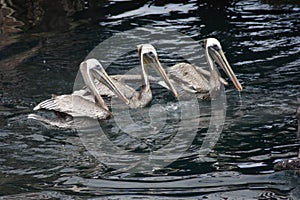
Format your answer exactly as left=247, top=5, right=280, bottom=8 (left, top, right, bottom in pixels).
left=0, top=0, right=300, bottom=198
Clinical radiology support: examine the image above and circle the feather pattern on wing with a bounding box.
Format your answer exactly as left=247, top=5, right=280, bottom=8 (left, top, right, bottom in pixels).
left=34, top=94, right=110, bottom=119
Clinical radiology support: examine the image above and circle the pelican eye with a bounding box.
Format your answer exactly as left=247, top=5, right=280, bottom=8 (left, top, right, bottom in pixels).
left=144, top=51, right=155, bottom=57
left=143, top=52, right=156, bottom=63
left=211, top=44, right=221, bottom=51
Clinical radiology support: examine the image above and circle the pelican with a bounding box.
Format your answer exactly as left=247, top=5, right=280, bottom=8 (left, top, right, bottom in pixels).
left=31, top=59, right=127, bottom=120
left=158, top=38, right=243, bottom=99
left=87, top=44, right=178, bottom=108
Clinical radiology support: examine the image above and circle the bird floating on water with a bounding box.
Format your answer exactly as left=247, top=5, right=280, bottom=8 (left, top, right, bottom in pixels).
left=158, top=38, right=243, bottom=99
left=30, top=59, right=127, bottom=120
left=92, top=43, right=178, bottom=108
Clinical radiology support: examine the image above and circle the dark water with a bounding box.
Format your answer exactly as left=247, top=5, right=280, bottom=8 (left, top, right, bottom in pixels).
left=1, top=0, right=300, bottom=199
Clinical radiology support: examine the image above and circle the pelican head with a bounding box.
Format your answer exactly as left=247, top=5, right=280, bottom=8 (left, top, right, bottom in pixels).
left=137, top=44, right=178, bottom=98
left=80, top=59, right=129, bottom=108
left=204, top=38, right=243, bottom=91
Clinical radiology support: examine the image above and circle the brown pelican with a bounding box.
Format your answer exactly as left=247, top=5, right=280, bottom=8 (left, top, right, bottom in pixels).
left=31, top=59, right=127, bottom=119
left=90, top=44, right=178, bottom=108
left=158, top=38, right=243, bottom=99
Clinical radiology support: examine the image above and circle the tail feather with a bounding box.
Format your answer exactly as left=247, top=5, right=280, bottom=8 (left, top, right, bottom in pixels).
left=28, top=114, right=73, bottom=130
left=28, top=113, right=44, bottom=121
left=34, top=98, right=58, bottom=111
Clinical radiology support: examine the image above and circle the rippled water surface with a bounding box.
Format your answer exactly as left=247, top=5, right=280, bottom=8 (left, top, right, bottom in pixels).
left=1, top=0, right=300, bottom=199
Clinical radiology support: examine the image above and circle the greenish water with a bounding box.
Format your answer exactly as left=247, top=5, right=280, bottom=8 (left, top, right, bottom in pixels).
left=0, top=0, right=300, bottom=199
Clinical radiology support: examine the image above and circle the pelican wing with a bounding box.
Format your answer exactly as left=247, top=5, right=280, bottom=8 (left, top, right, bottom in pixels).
left=111, top=74, right=157, bottom=82
left=194, top=65, right=228, bottom=85
left=33, top=94, right=110, bottom=119
left=95, top=78, right=137, bottom=99
left=168, top=63, right=210, bottom=93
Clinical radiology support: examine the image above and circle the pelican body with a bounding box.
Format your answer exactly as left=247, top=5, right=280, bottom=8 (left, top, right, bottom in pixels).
left=159, top=38, right=243, bottom=99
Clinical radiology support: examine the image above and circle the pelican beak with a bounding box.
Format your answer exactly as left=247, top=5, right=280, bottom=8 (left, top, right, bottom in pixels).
left=152, top=55, right=178, bottom=98
left=138, top=44, right=178, bottom=98
left=90, top=63, right=129, bottom=105
left=138, top=44, right=150, bottom=89
left=208, top=47, right=243, bottom=91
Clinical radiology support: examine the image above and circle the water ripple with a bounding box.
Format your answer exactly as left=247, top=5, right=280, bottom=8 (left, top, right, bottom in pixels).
left=1, top=0, right=300, bottom=198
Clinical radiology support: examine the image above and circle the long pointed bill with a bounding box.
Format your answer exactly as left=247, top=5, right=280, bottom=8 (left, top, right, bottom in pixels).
left=208, top=48, right=243, bottom=91
left=138, top=45, right=149, bottom=89
left=80, top=61, right=109, bottom=111
left=152, top=56, right=178, bottom=98
left=138, top=44, right=178, bottom=98
left=90, top=64, right=130, bottom=105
